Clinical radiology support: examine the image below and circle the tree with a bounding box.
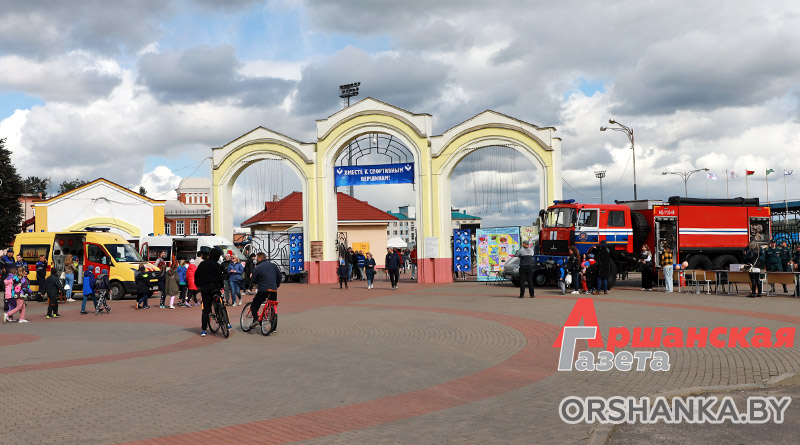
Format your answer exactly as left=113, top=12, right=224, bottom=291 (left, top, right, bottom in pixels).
left=138, top=185, right=148, bottom=196
left=23, top=176, right=48, bottom=199
left=58, top=178, right=89, bottom=195
left=0, top=138, right=23, bottom=246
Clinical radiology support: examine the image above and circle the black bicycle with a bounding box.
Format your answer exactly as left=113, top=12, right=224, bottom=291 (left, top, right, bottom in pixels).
left=207, top=291, right=230, bottom=338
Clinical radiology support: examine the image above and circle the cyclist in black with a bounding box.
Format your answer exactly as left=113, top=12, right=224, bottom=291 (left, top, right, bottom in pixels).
left=249, top=252, right=282, bottom=329
left=194, top=247, right=225, bottom=337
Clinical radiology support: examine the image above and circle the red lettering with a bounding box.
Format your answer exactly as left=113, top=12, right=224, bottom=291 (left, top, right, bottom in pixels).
left=686, top=327, right=708, bottom=348
left=553, top=299, right=605, bottom=348
left=709, top=327, right=727, bottom=347
left=607, top=327, right=631, bottom=353
left=631, top=327, right=662, bottom=348
left=727, top=327, right=751, bottom=348
left=751, top=327, right=772, bottom=348
left=662, top=327, right=684, bottom=348
left=774, top=327, right=796, bottom=348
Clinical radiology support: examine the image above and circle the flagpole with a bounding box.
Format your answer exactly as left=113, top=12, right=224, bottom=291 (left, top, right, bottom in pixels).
left=726, top=169, right=729, bottom=198
left=784, top=172, right=789, bottom=225
left=706, top=174, right=709, bottom=198
left=766, top=170, right=770, bottom=204
left=746, top=174, right=749, bottom=199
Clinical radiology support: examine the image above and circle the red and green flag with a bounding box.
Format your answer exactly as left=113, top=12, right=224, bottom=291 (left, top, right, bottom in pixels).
left=745, top=170, right=755, bottom=176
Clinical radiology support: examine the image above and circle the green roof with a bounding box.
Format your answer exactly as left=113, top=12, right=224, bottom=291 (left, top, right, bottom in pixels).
left=386, top=211, right=412, bottom=220
left=451, top=211, right=480, bottom=220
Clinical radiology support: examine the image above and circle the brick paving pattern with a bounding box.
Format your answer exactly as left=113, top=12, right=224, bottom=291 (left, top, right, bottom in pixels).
left=1, top=279, right=799, bottom=444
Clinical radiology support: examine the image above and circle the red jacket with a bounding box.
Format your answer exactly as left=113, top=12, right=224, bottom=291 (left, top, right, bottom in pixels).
left=187, top=263, right=197, bottom=290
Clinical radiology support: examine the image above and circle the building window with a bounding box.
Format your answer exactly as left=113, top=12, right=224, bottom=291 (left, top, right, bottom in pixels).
left=176, top=220, right=185, bottom=235
left=190, top=220, right=198, bottom=235
left=387, top=230, right=390, bottom=235
left=393, top=230, right=397, bottom=235
left=165, top=223, right=170, bottom=235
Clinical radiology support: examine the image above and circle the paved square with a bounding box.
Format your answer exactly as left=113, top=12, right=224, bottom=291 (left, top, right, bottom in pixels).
left=2, top=279, right=799, bottom=444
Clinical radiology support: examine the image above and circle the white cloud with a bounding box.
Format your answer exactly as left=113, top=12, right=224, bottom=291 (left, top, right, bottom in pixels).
left=136, top=166, right=181, bottom=200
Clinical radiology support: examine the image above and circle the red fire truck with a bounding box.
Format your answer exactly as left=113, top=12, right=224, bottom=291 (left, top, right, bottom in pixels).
left=536, top=196, right=770, bottom=286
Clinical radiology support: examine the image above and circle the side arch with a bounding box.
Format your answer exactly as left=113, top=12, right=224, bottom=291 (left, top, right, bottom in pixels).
left=432, top=127, right=562, bottom=260
left=211, top=141, right=315, bottom=264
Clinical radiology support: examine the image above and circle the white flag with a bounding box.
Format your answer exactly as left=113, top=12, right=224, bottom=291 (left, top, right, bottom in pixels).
left=730, top=170, right=738, bottom=178
left=785, top=169, right=794, bottom=176
left=707, top=172, right=718, bottom=180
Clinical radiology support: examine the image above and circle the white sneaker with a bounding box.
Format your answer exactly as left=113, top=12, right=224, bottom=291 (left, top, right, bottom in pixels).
left=66, top=298, right=75, bottom=302
left=169, top=305, right=175, bottom=309
left=19, top=319, right=28, bottom=323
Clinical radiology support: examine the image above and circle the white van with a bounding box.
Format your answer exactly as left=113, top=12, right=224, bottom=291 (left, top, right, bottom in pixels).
left=139, top=235, right=246, bottom=265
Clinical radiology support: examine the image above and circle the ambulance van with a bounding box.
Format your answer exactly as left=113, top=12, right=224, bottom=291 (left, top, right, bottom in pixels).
left=13, top=229, right=159, bottom=300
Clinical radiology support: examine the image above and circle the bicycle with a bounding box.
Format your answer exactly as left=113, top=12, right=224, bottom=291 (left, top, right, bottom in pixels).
left=207, top=290, right=230, bottom=338
left=240, top=296, right=278, bottom=336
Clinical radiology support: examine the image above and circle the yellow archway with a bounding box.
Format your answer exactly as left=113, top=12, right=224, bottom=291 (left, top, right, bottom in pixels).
left=64, top=217, right=142, bottom=238
left=211, top=98, right=562, bottom=284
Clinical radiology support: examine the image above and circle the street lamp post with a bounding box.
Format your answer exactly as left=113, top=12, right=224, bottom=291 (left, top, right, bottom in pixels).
left=594, top=170, right=606, bottom=203
left=600, top=120, right=637, bottom=200
left=662, top=168, right=709, bottom=197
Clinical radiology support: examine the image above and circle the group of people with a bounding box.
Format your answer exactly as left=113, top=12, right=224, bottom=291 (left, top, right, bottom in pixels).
left=338, top=246, right=411, bottom=290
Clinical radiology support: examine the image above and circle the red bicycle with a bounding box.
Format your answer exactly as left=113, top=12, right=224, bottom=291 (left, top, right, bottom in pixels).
left=240, top=298, right=278, bottom=336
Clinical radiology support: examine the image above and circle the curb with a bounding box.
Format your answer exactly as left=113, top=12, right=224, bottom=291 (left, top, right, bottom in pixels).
left=586, top=371, right=798, bottom=445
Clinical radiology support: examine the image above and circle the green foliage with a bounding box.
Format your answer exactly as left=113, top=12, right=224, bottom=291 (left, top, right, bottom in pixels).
left=58, top=178, right=90, bottom=195
left=0, top=138, right=23, bottom=246
left=23, top=176, right=49, bottom=199
left=138, top=185, right=147, bottom=196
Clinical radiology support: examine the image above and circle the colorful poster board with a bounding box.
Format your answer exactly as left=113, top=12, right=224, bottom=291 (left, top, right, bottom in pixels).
left=289, top=233, right=304, bottom=273
left=476, top=227, right=520, bottom=281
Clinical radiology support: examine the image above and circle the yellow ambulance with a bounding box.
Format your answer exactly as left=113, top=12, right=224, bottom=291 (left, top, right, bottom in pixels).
left=13, top=229, right=159, bottom=299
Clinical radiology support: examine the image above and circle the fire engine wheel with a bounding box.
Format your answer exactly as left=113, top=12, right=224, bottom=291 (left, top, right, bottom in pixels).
left=533, top=271, right=548, bottom=287
left=687, top=254, right=713, bottom=270
left=631, top=211, right=650, bottom=246
left=711, top=254, right=738, bottom=271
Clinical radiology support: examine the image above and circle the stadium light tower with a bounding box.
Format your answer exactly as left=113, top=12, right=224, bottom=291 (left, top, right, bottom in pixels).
left=595, top=170, right=606, bottom=203
left=339, top=82, right=360, bottom=108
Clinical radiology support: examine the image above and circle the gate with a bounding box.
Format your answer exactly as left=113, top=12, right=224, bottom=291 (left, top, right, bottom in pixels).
left=249, top=231, right=292, bottom=279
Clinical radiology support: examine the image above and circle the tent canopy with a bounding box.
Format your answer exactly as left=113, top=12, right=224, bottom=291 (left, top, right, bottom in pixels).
left=387, top=237, right=408, bottom=248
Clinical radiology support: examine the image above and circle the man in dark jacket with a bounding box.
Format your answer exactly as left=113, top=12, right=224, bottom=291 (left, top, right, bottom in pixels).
left=345, top=247, right=356, bottom=281
left=35, top=255, right=47, bottom=298
left=195, top=248, right=225, bottom=337
left=45, top=273, right=61, bottom=318
left=514, top=240, right=536, bottom=298
left=594, top=241, right=611, bottom=295
left=249, top=252, right=282, bottom=327
left=385, top=248, right=401, bottom=290
left=765, top=239, right=783, bottom=293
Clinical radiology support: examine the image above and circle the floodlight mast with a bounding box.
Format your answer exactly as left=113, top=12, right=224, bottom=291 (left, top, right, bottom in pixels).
left=338, top=82, right=361, bottom=197
left=339, top=82, right=361, bottom=108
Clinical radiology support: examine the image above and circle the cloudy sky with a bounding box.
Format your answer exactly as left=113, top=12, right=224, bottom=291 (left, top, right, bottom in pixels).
left=2, top=0, right=799, bottom=230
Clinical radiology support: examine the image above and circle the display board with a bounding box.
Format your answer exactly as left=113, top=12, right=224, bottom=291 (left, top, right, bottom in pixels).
left=476, top=227, right=520, bottom=281
left=352, top=242, right=370, bottom=253
left=453, top=229, right=472, bottom=272
left=289, top=233, right=304, bottom=274
left=334, top=162, right=414, bottom=186
left=520, top=225, right=537, bottom=244
left=309, top=241, right=323, bottom=261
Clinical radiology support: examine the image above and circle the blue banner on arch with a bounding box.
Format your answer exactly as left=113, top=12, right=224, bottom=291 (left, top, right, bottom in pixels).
left=289, top=233, right=304, bottom=274
left=453, top=229, right=472, bottom=272
left=334, top=163, right=414, bottom=187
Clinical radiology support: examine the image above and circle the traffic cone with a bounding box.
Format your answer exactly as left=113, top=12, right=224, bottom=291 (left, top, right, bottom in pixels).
left=679, top=270, right=686, bottom=288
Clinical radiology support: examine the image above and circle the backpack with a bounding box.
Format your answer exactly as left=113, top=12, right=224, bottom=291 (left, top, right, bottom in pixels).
left=95, top=274, right=109, bottom=290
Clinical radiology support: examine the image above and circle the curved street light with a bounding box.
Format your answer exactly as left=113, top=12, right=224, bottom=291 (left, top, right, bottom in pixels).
left=600, top=119, right=637, bottom=200
left=662, top=168, right=709, bottom=197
